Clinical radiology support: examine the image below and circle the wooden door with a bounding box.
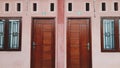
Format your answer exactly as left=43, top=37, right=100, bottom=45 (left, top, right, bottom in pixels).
left=31, top=18, right=55, bottom=68
left=67, top=18, right=91, bottom=68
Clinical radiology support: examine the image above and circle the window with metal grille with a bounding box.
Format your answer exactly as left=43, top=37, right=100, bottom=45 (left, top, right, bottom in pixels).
left=101, top=17, right=120, bottom=52
left=0, top=17, right=21, bottom=51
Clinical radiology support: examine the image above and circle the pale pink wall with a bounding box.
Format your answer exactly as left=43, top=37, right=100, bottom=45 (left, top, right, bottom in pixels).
left=0, top=0, right=120, bottom=68
left=0, top=0, right=58, bottom=68
left=65, top=0, right=120, bottom=68
left=93, top=0, right=120, bottom=68
left=0, top=0, right=31, bottom=68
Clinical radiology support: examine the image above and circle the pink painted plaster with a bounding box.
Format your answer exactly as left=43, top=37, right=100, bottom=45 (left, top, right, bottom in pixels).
left=0, top=0, right=120, bottom=68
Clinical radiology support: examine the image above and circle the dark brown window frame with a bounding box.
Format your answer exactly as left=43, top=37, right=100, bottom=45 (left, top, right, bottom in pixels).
left=101, top=17, right=120, bottom=52
left=0, top=17, right=22, bottom=51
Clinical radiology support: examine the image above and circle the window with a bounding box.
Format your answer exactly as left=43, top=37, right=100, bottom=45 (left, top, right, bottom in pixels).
left=68, top=3, right=72, bottom=11
left=0, top=17, right=21, bottom=51
left=5, top=3, right=9, bottom=11
left=33, top=3, right=37, bottom=11
left=50, top=3, right=54, bottom=11
left=102, top=2, right=106, bottom=11
left=86, top=3, right=90, bottom=11
left=114, top=2, right=118, bottom=11
left=101, top=17, right=120, bottom=52
left=17, top=3, right=21, bottom=11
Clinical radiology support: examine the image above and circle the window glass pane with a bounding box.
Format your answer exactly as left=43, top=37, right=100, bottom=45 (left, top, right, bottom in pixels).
left=0, top=20, right=5, bottom=49
left=9, top=20, right=20, bottom=49
left=103, top=19, right=114, bottom=50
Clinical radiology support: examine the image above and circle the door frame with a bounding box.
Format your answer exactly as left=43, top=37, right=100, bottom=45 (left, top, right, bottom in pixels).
left=66, top=17, right=92, bottom=68
left=30, top=17, right=56, bottom=68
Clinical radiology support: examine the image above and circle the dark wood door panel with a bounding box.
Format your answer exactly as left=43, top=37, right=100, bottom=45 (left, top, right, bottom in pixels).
left=67, top=18, right=91, bottom=68
left=32, top=18, right=55, bottom=68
